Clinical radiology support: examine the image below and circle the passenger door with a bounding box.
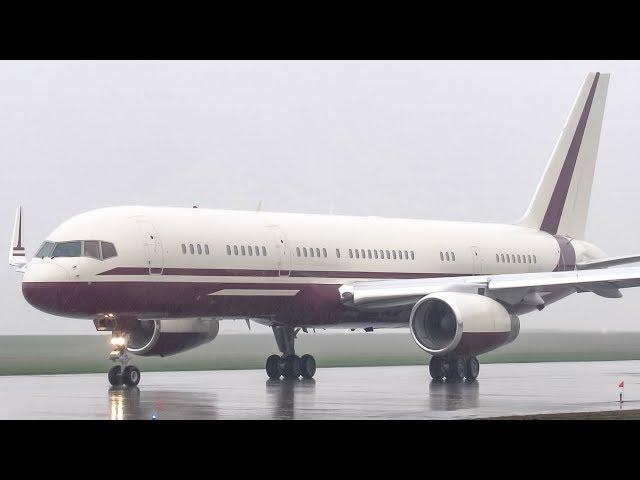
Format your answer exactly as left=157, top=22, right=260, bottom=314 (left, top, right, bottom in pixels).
left=267, top=225, right=291, bottom=277
left=136, top=219, right=163, bottom=275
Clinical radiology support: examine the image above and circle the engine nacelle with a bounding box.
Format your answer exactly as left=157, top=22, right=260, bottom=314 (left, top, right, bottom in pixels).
left=409, top=292, right=519, bottom=357
left=125, top=318, right=220, bottom=357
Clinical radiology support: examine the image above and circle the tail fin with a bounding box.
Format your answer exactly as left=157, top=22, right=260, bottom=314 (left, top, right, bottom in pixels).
left=9, top=206, right=27, bottom=270
left=517, top=72, right=610, bottom=239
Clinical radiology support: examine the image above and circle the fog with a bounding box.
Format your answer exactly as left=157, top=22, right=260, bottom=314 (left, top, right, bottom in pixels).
left=2, top=60, right=640, bottom=334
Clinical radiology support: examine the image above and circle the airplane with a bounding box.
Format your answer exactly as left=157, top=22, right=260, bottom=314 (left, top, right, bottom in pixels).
left=10, top=71, right=640, bottom=387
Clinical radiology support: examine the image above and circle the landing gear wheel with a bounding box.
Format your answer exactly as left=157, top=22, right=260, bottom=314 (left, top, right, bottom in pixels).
left=122, top=365, right=141, bottom=387
left=108, top=365, right=123, bottom=386
left=446, top=358, right=465, bottom=382
left=266, top=354, right=281, bottom=379
left=465, top=356, right=480, bottom=381
left=279, top=355, right=301, bottom=378
left=300, top=354, right=317, bottom=379
left=429, top=357, right=445, bottom=381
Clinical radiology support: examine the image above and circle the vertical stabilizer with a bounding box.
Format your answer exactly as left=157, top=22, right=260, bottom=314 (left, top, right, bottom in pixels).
left=517, top=72, right=609, bottom=239
left=9, top=206, right=27, bottom=269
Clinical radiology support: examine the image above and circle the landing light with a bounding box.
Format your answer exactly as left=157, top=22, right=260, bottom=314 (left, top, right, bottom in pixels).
left=110, top=336, right=126, bottom=347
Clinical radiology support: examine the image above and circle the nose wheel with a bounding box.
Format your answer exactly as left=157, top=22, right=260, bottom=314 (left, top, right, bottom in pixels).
left=107, top=333, right=142, bottom=386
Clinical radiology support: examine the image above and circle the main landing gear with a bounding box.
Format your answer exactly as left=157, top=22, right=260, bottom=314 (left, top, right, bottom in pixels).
left=429, top=356, right=480, bottom=382
left=107, top=332, right=141, bottom=387
left=266, top=326, right=317, bottom=379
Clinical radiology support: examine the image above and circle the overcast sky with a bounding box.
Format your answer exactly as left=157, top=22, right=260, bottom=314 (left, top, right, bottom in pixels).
left=2, top=60, right=640, bottom=335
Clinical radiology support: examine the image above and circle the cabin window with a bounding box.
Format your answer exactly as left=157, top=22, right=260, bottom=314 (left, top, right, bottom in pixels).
left=204, top=245, right=209, bottom=255
left=241, top=246, right=246, bottom=256
left=517, top=254, right=521, bottom=263
left=398, top=250, right=403, bottom=260
left=310, top=248, right=315, bottom=258
left=404, top=250, right=409, bottom=260
left=500, top=253, right=505, bottom=263
left=496, top=254, right=499, bottom=262
left=440, top=252, right=444, bottom=261
left=262, top=246, right=267, bottom=256
left=355, top=249, right=360, bottom=259
left=248, top=246, right=253, bottom=256
left=303, top=247, right=307, bottom=257
left=368, top=249, right=372, bottom=259
left=296, top=247, right=301, bottom=257
left=196, top=244, right=202, bottom=255
left=374, top=250, right=378, bottom=259
left=316, top=248, right=321, bottom=258
left=386, top=250, right=390, bottom=259
left=410, top=251, right=415, bottom=260
left=323, top=248, right=327, bottom=258
left=391, top=250, right=396, bottom=260
left=233, top=245, right=238, bottom=255
left=527, top=254, right=531, bottom=263
left=226, top=245, right=231, bottom=255
left=189, top=244, right=195, bottom=254
left=506, top=254, right=510, bottom=263
left=533, top=254, right=537, bottom=264
left=181, top=244, right=187, bottom=254
left=255, top=246, right=260, bottom=256
left=349, top=249, right=353, bottom=258
left=84, top=241, right=101, bottom=260
left=336, top=248, right=341, bottom=258
left=445, top=252, right=450, bottom=261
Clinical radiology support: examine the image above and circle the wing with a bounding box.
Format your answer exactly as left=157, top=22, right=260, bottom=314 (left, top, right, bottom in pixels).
left=339, top=266, right=640, bottom=309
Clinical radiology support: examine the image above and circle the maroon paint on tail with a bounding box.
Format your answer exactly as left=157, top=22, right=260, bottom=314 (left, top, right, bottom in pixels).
left=540, top=73, right=600, bottom=235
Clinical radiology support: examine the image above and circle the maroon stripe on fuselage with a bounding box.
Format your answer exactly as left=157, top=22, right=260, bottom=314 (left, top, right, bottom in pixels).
left=98, top=267, right=469, bottom=279
left=21, top=280, right=408, bottom=327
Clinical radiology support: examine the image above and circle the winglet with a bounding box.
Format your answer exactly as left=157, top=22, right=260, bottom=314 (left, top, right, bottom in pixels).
left=9, top=206, right=27, bottom=270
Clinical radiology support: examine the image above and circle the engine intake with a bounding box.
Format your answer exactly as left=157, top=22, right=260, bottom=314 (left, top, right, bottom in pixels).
left=409, top=292, right=519, bottom=356
left=125, top=318, right=220, bottom=357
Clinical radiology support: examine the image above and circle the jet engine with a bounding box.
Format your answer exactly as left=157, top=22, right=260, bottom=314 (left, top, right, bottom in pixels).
left=124, top=318, right=220, bottom=357
left=409, top=292, right=519, bottom=357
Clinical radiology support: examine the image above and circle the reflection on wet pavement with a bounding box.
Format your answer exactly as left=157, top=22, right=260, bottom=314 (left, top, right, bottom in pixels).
left=1, top=361, right=639, bottom=419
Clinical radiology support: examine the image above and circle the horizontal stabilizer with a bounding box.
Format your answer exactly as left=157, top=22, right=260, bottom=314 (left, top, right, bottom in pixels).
left=576, top=254, right=640, bottom=270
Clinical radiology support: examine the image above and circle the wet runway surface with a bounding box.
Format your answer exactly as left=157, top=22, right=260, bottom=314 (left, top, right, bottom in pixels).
left=1, top=361, right=639, bottom=419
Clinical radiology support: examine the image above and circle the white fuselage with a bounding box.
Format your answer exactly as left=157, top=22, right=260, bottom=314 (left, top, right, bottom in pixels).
left=21, top=206, right=605, bottom=328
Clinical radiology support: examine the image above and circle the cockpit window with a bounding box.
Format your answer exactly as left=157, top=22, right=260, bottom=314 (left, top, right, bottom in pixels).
left=83, top=240, right=101, bottom=260
left=35, top=240, right=117, bottom=260
left=52, top=241, right=82, bottom=258
left=35, top=241, right=55, bottom=258
left=101, top=242, right=117, bottom=259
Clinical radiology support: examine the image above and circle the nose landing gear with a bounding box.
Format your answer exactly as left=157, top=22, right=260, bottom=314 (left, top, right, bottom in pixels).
left=107, top=333, right=141, bottom=387
left=266, top=326, right=317, bottom=379
left=429, top=356, right=479, bottom=382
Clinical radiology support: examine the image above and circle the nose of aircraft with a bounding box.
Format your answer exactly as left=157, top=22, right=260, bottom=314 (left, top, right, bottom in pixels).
left=22, top=262, right=70, bottom=313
